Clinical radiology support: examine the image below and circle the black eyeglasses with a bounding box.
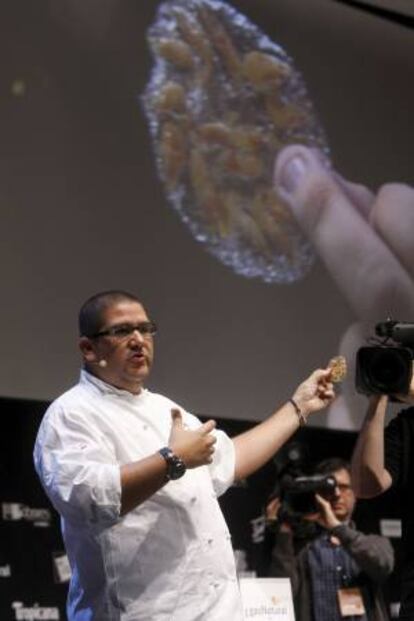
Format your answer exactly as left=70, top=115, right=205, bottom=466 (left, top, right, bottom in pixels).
left=336, top=483, right=352, bottom=493
left=91, top=321, right=157, bottom=340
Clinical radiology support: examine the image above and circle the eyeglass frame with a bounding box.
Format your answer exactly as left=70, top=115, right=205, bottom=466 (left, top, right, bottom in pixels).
left=89, top=320, right=158, bottom=340
left=335, top=482, right=353, bottom=493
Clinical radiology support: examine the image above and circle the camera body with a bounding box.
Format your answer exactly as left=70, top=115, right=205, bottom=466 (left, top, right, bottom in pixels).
left=355, top=320, right=414, bottom=396
left=281, top=474, right=337, bottom=516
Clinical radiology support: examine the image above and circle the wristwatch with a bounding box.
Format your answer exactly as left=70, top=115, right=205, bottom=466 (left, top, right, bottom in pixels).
left=159, top=447, right=187, bottom=481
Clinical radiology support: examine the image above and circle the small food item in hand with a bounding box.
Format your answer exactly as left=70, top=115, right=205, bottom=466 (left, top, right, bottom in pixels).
left=328, top=356, right=347, bottom=383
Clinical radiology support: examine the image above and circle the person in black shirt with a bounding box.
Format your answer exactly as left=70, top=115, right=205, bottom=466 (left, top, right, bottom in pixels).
left=352, top=393, right=414, bottom=621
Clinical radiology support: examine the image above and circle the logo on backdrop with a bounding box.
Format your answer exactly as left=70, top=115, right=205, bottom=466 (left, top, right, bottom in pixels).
left=11, top=602, right=60, bottom=620
left=250, top=515, right=266, bottom=544
left=2, top=503, right=52, bottom=527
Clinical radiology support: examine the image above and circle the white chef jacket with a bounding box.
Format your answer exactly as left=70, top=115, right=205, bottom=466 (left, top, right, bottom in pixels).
left=34, top=370, right=243, bottom=621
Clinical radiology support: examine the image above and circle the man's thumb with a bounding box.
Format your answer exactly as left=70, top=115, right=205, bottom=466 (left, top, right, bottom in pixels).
left=171, top=408, right=183, bottom=427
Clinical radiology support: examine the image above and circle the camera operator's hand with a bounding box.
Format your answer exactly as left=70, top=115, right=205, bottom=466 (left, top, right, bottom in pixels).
left=266, top=497, right=281, bottom=522
left=274, top=145, right=414, bottom=428
left=266, top=497, right=293, bottom=532
left=314, top=493, right=341, bottom=530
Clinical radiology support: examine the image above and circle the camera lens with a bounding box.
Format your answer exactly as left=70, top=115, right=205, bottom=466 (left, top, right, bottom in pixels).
left=367, top=349, right=407, bottom=389
left=356, top=346, right=412, bottom=395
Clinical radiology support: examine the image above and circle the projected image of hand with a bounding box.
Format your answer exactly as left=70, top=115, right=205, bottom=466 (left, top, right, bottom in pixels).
left=274, top=144, right=414, bottom=426
left=143, top=0, right=329, bottom=284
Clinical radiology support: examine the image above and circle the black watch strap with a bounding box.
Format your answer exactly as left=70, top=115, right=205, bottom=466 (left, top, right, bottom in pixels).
left=159, top=447, right=186, bottom=481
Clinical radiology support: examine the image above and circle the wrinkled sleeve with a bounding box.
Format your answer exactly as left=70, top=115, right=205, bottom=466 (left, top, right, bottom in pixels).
left=208, top=429, right=235, bottom=497
left=332, top=524, right=394, bottom=582
left=34, top=405, right=121, bottom=528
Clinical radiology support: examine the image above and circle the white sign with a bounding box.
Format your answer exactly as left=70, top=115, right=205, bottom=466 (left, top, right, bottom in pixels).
left=53, top=554, right=72, bottom=584
left=240, top=577, right=295, bottom=621
left=380, top=519, right=402, bottom=539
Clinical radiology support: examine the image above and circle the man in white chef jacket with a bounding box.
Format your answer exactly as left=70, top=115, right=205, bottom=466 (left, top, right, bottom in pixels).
left=34, top=290, right=335, bottom=621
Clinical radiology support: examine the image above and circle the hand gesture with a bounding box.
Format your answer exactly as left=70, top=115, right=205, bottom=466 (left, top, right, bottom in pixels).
left=168, top=408, right=217, bottom=468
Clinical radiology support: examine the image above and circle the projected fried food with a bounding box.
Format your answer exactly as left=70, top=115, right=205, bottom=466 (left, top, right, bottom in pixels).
left=328, top=356, right=347, bottom=383
left=143, top=0, right=329, bottom=283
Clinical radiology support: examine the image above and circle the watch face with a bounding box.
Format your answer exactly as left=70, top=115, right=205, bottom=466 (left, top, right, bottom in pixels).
left=170, top=457, right=186, bottom=480
left=160, top=447, right=186, bottom=480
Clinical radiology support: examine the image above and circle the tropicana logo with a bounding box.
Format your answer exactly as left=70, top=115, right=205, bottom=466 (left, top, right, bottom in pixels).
left=11, top=602, right=60, bottom=620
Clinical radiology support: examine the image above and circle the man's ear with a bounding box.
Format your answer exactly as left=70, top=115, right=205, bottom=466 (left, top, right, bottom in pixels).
left=79, top=336, right=98, bottom=364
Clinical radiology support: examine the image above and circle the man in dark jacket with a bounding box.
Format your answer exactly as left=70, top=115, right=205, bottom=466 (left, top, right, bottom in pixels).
left=269, top=458, right=394, bottom=621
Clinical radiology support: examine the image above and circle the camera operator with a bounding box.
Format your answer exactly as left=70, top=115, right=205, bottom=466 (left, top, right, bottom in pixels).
left=352, top=388, right=414, bottom=621
left=351, top=320, right=414, bottom=620
left=268, top=458, right=394, bottom=621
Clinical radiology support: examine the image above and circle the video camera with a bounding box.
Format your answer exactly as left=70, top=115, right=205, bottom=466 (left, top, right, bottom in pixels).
left=281, top=474, right=337, bottom=516
left=356, top=320, right=414, bottom=395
